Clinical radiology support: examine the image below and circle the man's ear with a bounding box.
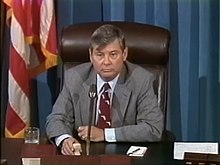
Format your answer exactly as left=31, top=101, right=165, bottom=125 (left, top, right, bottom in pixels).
left=123, top=47, right=128, bottom=61
left=89, top=49, right=93, bottom=62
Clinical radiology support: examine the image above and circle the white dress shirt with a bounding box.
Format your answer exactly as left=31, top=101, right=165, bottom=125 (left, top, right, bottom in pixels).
left=97, top=74, right=119, bottom=142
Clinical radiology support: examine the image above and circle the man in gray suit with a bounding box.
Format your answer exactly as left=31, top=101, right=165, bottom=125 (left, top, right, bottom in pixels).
left=46, top=24, right=164, bottom=155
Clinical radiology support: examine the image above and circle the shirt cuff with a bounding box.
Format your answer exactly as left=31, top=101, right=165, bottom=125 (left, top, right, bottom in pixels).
left=55, top=134, right=72, bottom=147
left=104, top=128, right=116, bottom=142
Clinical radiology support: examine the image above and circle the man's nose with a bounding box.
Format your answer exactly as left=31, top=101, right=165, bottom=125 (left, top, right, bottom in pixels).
left=103, top=55, right=111, bottom=64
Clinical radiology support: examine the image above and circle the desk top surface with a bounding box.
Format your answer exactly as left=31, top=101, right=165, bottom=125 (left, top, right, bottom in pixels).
left=1, top=138, right=183, bottom=165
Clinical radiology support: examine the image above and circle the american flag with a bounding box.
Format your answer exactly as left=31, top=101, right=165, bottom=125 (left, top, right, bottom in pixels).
left=3, top=0, right=58, bottom=138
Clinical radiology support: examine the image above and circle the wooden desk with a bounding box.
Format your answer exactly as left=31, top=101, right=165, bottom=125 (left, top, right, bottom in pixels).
left=1, top=138, right=23, bottom=165
left=1, top=138, right=183, bottom=165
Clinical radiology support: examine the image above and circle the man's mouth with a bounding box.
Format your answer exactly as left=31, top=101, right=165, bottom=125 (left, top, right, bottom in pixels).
left=102, top=69, right=112, bottom=72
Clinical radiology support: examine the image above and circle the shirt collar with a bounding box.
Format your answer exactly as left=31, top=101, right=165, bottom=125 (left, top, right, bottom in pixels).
left=97, top=74, right=119, bottom=93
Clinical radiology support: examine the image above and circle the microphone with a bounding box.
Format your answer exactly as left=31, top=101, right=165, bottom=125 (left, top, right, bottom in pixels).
left=86, top=84, right=97, bottom=156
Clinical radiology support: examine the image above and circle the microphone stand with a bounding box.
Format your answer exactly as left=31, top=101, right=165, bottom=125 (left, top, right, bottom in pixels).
left=86, top=84, right=97, bottom=156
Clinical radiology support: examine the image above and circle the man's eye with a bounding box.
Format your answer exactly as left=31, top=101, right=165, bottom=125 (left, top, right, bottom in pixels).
left=96, top=53, right=103, bottom=56
left=110, top=53, right=118, bottom=58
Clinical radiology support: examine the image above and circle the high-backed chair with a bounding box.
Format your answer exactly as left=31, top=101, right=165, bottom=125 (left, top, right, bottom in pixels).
left=60, top=21, right=175, bottom=141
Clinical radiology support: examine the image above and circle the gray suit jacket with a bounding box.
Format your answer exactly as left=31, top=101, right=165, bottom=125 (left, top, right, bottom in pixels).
left=46, top=61, right=164, bottom=142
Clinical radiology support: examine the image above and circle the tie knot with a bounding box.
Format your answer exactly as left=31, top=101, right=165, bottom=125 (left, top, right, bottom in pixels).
left=103, top=83, right=111, bottom=92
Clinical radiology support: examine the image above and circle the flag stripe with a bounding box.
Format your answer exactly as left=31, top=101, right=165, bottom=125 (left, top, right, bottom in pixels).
left=45, top=13, right=57, bottom=53
left=40, top=0, right=52, bottom=47
left=9, top=44, right=29, bottom=96
left=8, top=71, right=30, bottom=123
left=12, top=0, right=26, bottom=34
left=8, top=69, right=30, bottom=136
left=5, top=104, right=26, bottom=135
left=10, top=12, right=34, bottom=68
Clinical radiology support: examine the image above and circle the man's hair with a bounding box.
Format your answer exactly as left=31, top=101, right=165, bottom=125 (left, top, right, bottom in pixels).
left=89, top=24, right=126, bottom=51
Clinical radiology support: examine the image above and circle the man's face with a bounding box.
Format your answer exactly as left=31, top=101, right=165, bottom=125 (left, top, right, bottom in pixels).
left=89, top=39, right=128, bottom=81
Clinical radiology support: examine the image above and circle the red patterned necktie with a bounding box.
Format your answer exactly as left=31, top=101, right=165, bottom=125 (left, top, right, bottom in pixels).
left=97, top=83, right=111, bottom=129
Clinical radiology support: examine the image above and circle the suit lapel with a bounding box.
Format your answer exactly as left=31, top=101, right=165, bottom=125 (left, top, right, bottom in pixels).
left=79, top=85, right=90, bottom=126
left=79, top=68, right=97, bottom=126
left=112, top=86, right=131, bottom=127
left=111, top=63, right=131, bottom=127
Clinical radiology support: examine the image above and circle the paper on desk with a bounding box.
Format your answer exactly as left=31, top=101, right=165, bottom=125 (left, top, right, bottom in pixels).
left=126, top=146, right=147, bottom=157
left=173, top=142, right=218, bottom=160
left=22, top=158, right=40, bottom=165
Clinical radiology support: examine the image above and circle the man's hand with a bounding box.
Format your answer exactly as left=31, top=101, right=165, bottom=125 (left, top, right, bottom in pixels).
left=61, top=137, right=82, bottom=155
left=77, top=126, right=105, bottom=142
